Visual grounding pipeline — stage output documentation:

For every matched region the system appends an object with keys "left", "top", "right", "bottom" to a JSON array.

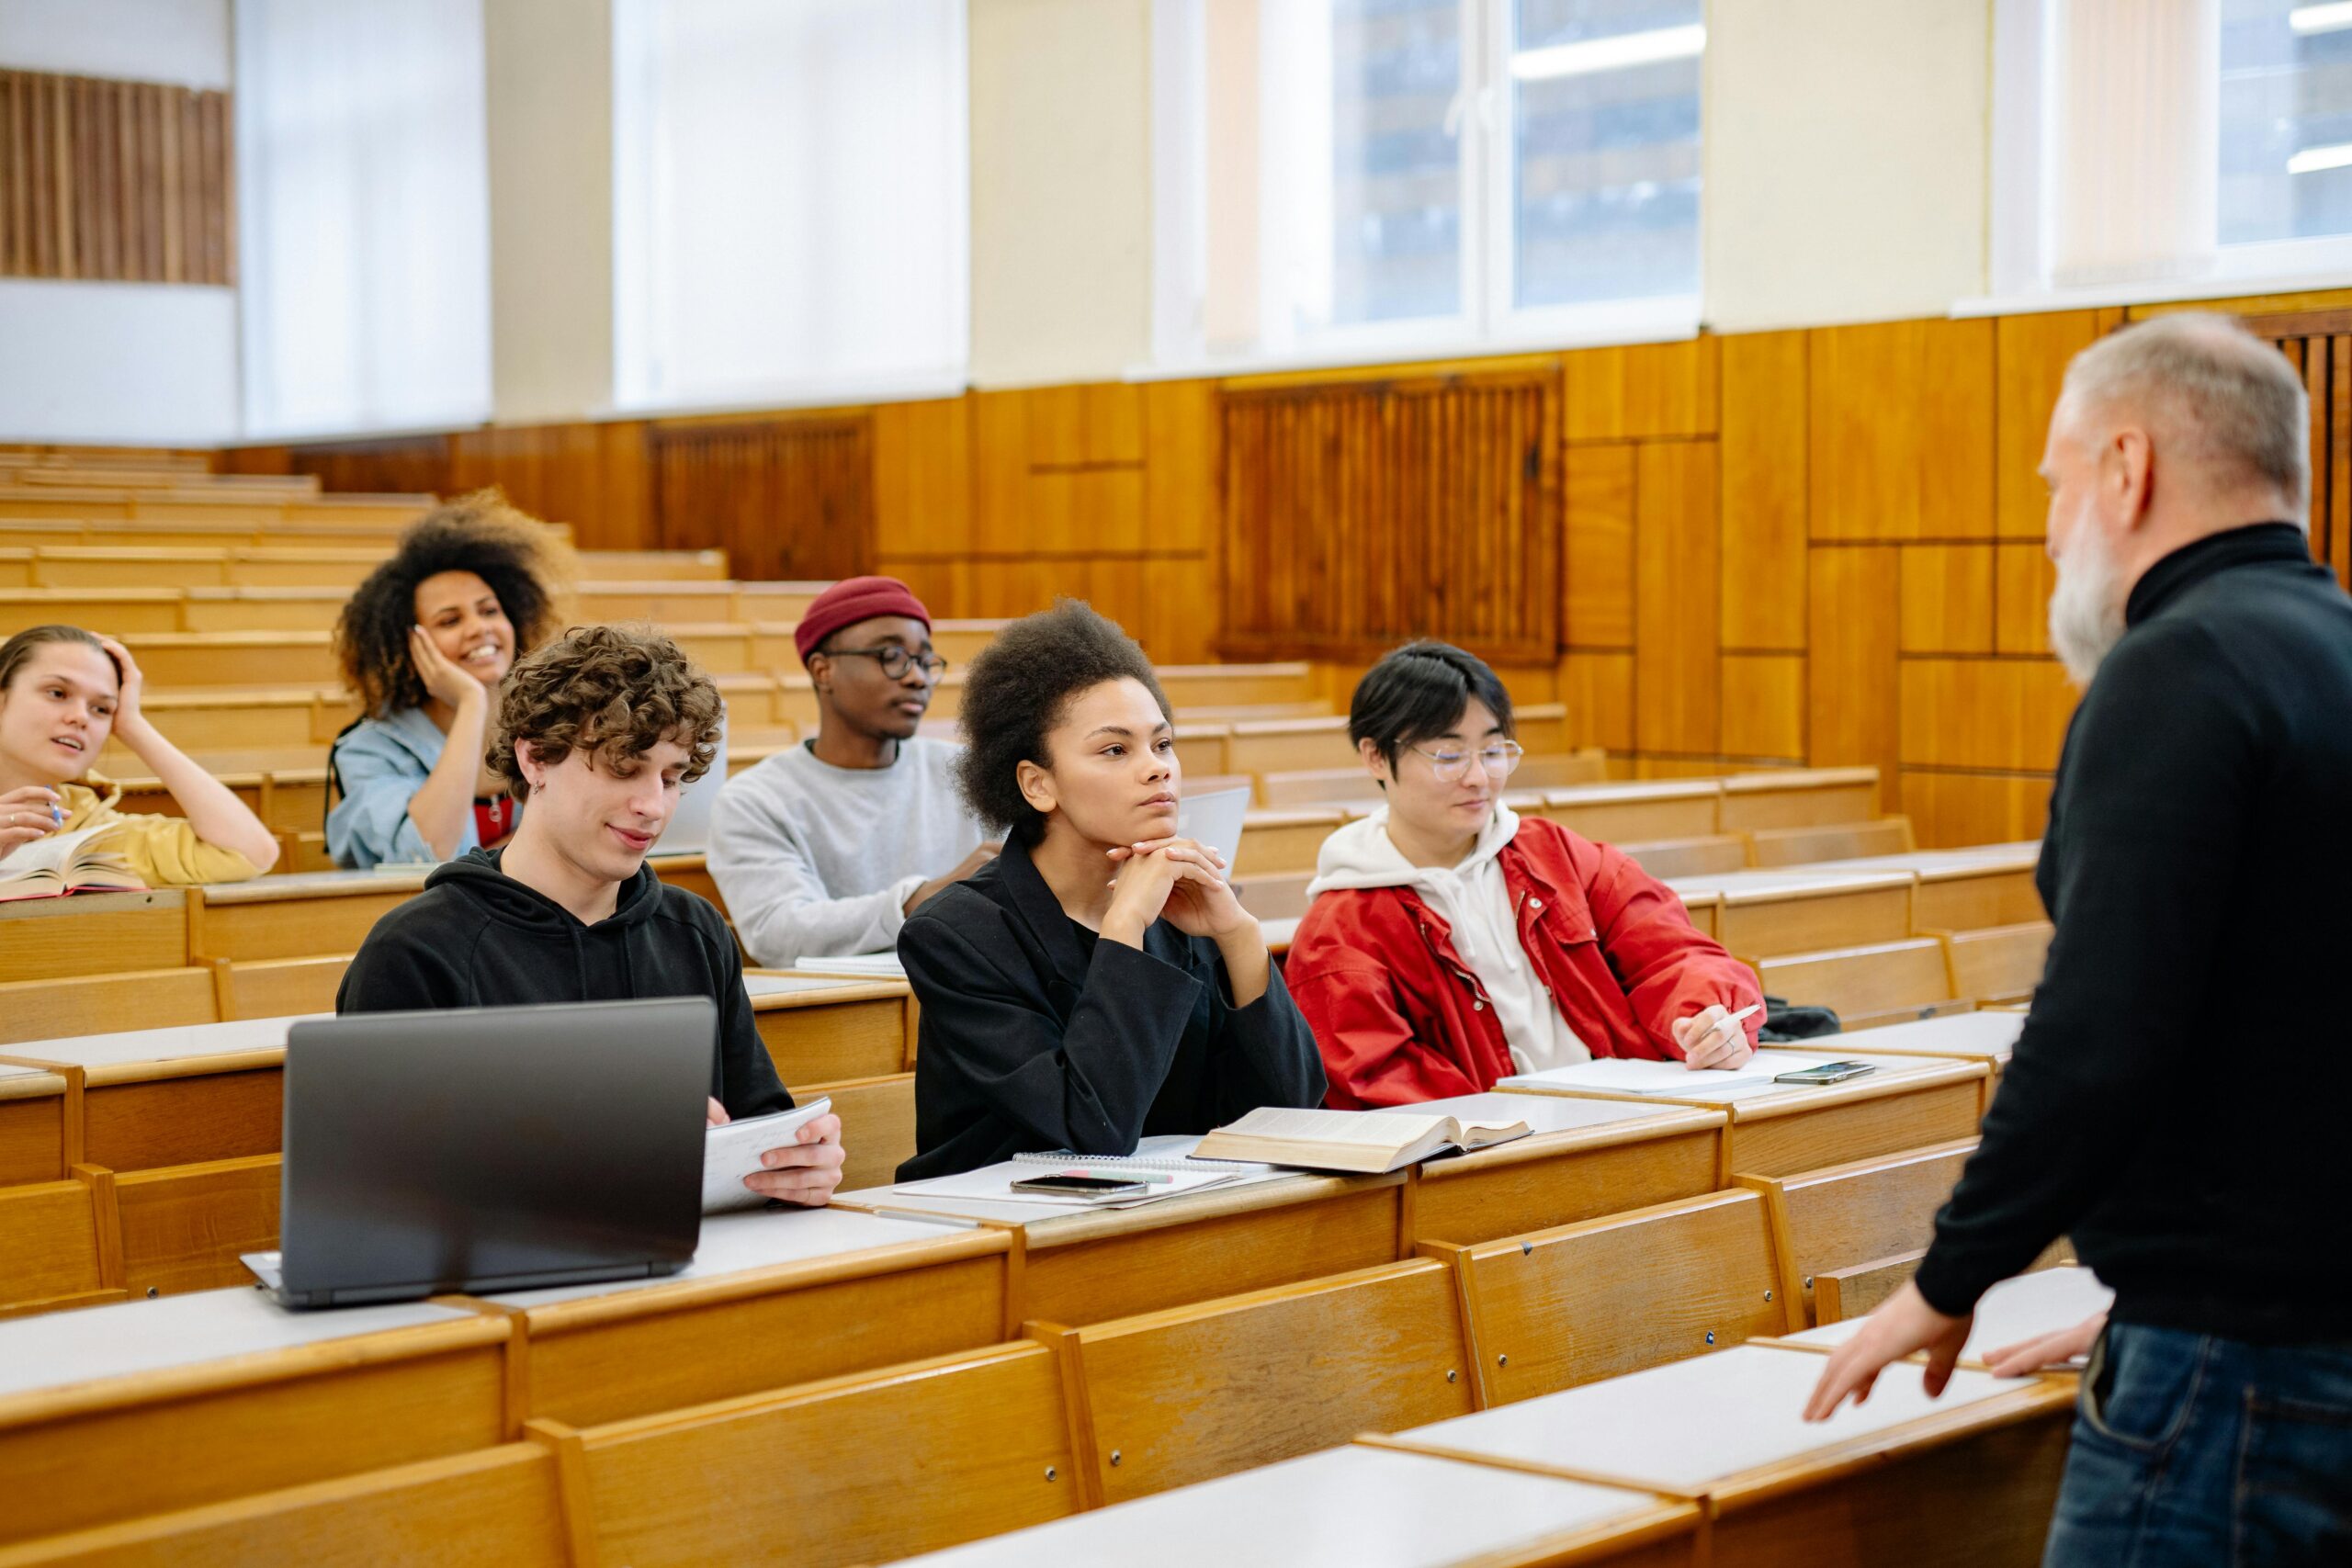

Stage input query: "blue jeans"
[{"left": 2041, "top": 1321, "right": 2352, "bottom": 1567}]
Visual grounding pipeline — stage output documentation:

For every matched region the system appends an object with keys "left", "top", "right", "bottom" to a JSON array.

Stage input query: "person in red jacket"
[{"left": 1284, "top": 642, "right": 1765, "bottom": 1109}]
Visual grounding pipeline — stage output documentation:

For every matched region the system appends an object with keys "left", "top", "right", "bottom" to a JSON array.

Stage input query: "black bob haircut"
[
  {"left": 955, "top": 600, "right": 1173, "bottom": 844},
  {"left": 1348, "top": 641, "right": 1515, "bottom": 781}
]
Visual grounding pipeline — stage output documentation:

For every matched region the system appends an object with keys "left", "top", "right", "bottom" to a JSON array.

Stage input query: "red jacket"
[{"left": 1283, "top": 817, "right": 1764, "bottom": 1109}]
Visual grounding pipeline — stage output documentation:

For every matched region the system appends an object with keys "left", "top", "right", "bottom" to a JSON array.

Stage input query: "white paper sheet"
[
  {"left": 702, "top": 1097, "right": 832, "bottom": 1213},
  {"left": 1500, "top": 1050, "right": 1844, "bottom": 1096}
]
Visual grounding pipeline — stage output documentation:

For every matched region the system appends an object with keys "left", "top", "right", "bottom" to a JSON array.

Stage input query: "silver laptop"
[
  {"left": 243, "top": 998, "right": 712, "bottom": 1309},
  {"left": 657, "top": 706, "right": 729, "bottom": 855}
]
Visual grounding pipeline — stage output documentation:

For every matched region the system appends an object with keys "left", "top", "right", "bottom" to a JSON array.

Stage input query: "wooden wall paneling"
[
  {"left": 873, "top": 396, "right": 975, "bottom": 558},
  {"left": 1718, "top": 330, "right": 1809, "bottom": 651},
  {"left": 1993, "top": 311, "right": 2098, "bottom": 538},
  {"left": 1995, "top": 543, "right": 2055, "bottom": 654},
  {"left": 449, "top": 422, "right": 650, "bottom": 553},
  {"left": 1633, "top": 441, "right": 1720, "bottom": 754},
  {"left": 1563, "top": 444, "right": 1634, "bottom": 648},
  {"left": 1143, "top": 379, "right": 1217, "bottom": 555},
  {"left": 1897, "top": 658, "right": 2078, "bottom": 772},
  {"left": 1135, "top": 556, "right": 1218, "bottom": 665},
  {"left": 1028, "top": 468, "right": 1147, "bottom": 555},
  {"left": 1896, "top": 545, "right": 1995, "bottom": 654},
  {"left": 1806, "top": 547, "right": 1901, "bottom": 785},
  {"left": 1808, "top": 318, "right": 1996, "bottom": 540},
  {"left": 274, "top": 436, "right": 453, "bottom": 500},
  {"left": 648, "top": 415, "right": 874, "bottom": 582},
  {"left": 1718, "top": 653, "right": 1804, "bottom": 761},
  {"left": 1217, "top": 372, "right": 1558, "bottom": 662},
  {"left": 1557, "top": 651, "right": 1634, "bottom": 752},
  {"left": 0, "top": 68, "right": 232, "bottom": 284},
  {"left": 1563, "top": 337, "right": 1719, "bottom": 440},
  {"left": 1899, "top": 771, "right": 2053, "bottom": 850},
  {"left": 970, "top": 390, "right": 1032, "bottom": 552}
]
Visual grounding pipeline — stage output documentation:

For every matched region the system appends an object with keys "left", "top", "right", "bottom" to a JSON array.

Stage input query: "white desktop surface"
[
  {"left": 201, "top": 867, "right": 426, "bottom": 901},
  {"left": 742, "top": 973, "right": 869, "bottom": 1000},
  {"left": 1400, "top": 1344, "right": 2033, "bottom": 1493},
  {"left": 1410, "top": 1091, "right": 1689, "bottom": 1138},
  {"left": 1843, "top": 1010, "right": 2025, "bottom": 1060},
  {"left": 5, "top": 1012, "right": 318, "bottom": 1069},
  {"left": 484, "top": 1205, "right": 971, "bottom": 1310},
  {"left": 1528, "top": 1052, "right": 1949, "bottom": 1107},
  {"left": 1785, "top": 1267, "right": 2112, "bottom": 1363},
  {"left": 0, "top": 1288, "right": 476, "bottom": 1403},
  {"left": 891, "top": 1444, "right": 1674, "bottom": 1568}
]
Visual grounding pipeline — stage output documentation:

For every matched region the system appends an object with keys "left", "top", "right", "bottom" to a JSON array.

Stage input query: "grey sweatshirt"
[{"left": 707, "top": 737, "right": 988, "bottom": 968}]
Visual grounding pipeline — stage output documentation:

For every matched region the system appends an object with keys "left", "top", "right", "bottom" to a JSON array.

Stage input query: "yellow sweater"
[{"left": 58, "top": 773, "right": 262, "bottom": 887}]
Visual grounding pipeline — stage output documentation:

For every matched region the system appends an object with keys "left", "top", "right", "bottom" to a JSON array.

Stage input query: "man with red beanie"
[{"left": 707, "top": 576, "right": 992, "bottom": 967}]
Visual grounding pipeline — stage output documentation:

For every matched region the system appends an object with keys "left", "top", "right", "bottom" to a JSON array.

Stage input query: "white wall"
[
  {"left": 0, "top": 0, "right": 237, "bottom": 444},
  {"left": 0, "top": 282, "right": 238, "bottom": 444},
  {"left": 484, "top": 0, "right": 614, "bottom": 424},
  {"left": 1702, "top": 0, "right": 1993, "bottom": 332},
  {"left": 0, "top": 0, "right": 229, "bottom": 86},
  {"left": 967, "top": 0, "right": 1152, "bottom": 387}
]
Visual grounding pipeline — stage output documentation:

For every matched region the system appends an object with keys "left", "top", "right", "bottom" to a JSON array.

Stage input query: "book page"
[
  {"left": 0, "top": 822, "right": 119, "bottom": 876},
  {"left": 1209, "top": 1105, "right": 1445, "bottom": 1149}
]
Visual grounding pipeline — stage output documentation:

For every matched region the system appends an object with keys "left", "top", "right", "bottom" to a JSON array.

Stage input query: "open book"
[
  {"left": 1193, "top": 1105, "right": 1531, "bottom": 1175},
  {"left": 0, "top": 822, "right": 145, "bottom": 903}
]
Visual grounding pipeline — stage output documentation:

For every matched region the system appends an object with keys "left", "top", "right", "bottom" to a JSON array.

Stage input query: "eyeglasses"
[
  {"left": 1407, "top": 740, "right": 1525, "bottom": 782},
  {"left": 827, "top": 646, "right": 947, "bottom": 681}
]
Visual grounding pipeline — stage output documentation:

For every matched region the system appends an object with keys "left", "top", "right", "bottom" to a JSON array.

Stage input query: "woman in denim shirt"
[{"left": 326, "top": 495, "right": 566, "bottom": 869}]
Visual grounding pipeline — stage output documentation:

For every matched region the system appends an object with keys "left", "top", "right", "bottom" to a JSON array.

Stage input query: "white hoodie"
[{"left": 1305, "top": 803, "right": 1591, "bottom": 1075}]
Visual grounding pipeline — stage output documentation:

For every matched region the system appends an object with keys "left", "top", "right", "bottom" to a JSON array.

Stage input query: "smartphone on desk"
[
  {"left": 1010, "top": 1173, "right": 1149, "bottom": 1197},
  {"left": 1771, "top": 1060, "right": 1876, "bottom": 1087}
]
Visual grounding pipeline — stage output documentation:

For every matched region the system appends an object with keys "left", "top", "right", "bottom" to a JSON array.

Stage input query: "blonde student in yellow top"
[{"left": 0, "top": 625, "right": 279, "bottom": 884}]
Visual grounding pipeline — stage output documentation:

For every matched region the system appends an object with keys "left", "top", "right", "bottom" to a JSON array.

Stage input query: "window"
[
  {"left": 611, "top": 0, "right": 968, "bottom": 412},
  {"left": 1991, "top": 0, "right": 2352, "bottom": 299},
  {"left": 235, "top": 0, "right": 492, "bottom": 438},
  {"left": 1153, "top": 0, "right": 1702, "bottom": 369}
]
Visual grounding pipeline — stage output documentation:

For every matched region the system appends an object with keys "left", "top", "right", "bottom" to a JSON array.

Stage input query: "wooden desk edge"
[
  {"left": 78, "top": 1047, "right": 288, "bottom": 1088},
  {"left": 0, "top": 1310, "right": 514, "bottom": 1431}
]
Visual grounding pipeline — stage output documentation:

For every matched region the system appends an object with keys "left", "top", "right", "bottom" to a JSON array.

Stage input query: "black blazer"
[{"left": 894, "top": 836, "right": 1326, "bottom": 1179}]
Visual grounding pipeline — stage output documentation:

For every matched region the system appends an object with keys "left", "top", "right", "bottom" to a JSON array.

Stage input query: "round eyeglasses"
[
  {"left": 1406, "top": 740, "right": 1525, "bottom": 782},
  {"left": 828, "top": 646, "right": 947, "bottom": 681}
]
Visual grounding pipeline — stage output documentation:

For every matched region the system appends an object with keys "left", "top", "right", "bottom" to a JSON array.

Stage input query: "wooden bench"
[
  {"left": 0, "top": 1172, "right": 119, "bottom": 1319},
  {"left": 1617, "top": 834, "right": 1751, "bottom": 877},
  {"left": 0, "top": 968, "right": 220, "bottom": 1045},
  {"left": 1420, "top": 1190, "right": 1794, "bottom": 1403},
  {"left": 1534, "top": 780, "right": 1721, "bottom": 843},
  {"left": 1787, "top": 842, "right": 2043, "bottom": 931},
  {"left": 1715, "top": 768, "right": 1881, "bottom": 831},
  {"left": 1748, "top": 938, "right": 1967, "bottom": 1031},
  {"left": 1049, "top": 1258, "right": 1479, "bottom": 1505},
  {"left": 1735, "top": 1139, "right": 1977, "bottom": 1326},
  {"left": 1745, "top": 817, "right": 1917, "bottom": 868},
  {"left": 0, "top": 1063, "right": 73, "bottom": 1186},
  {"left": 1665, "top": 870, "right": 1916, "bottom": 959},
  {"left": 1931, "top": 921, "right": 2052, "bottom": 1008},
  {"left": 0, "top": 890, "right": 187, "bottom": 985},
  {"left": 1233, "top": 808, "right": 1347, "bottom": 876}
]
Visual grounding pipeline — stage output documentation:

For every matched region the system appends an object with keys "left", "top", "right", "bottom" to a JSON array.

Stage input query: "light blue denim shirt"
[{"left": 325, "top": 706, "right": 481, "bottom": 870}]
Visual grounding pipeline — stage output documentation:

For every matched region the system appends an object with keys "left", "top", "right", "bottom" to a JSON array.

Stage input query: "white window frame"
[
  {"left": 1973, "top": 0, "right": 2352, "bottom": 316},
  {"left": 1144, "top": 0, "right": 1702, "bottom": 380}
]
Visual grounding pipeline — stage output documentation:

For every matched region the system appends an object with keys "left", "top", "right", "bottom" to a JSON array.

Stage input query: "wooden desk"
[
  {"left": 192, "top": 870, "right": 424, "bottom": 962},
  {"left": 1660, "top": 871, "right": 1914, "bottom": 958},
  {"left": 465, "top": 1206, "right": 1010, "bottom": 1428},
  {"left": 1787, "top": 843, "right": 2043, "bottom": 931},
  {"left": 1773, "top": 1266, "right": 2112, "bottom": 1369},
  {"left": 0, "top": 889, "right": 187, "bottom": 984},
  {"left": 0, "top": 1061, "right": 71, "bottom": 1185},
  {"left": 890, "top": 1442, "right": 1702, "bottom": 1568},
  {"left": 1377, "top": 1344, "right": 2073, "bottom": 1568},
  {"left": 842, "top": 1167, "right": 1413, "bottom": 1327},
  {"left": 1234, "top": 809, "right": 1346, "bottom": 876},
  {"left": 1406, "top": 1092, "right": 1729, "bottom": 1247},
  {"left": 1716, "top": 768, "right": 1881, "bottom": 832},
  {"left": 0, "top": 1290, "right": 513, "bottom": 1544},
  {"left": 1535, "top": 780, "right": 1723, "bottom": 843},
  {"left": 744, "top": 973, "right": 915, "bottom": 1082},
  {"left": 1833, "top": 1010, "right": 2022, "bottom": 1077},
  {"left": 1503, "top": 1055, "right": 1990, "bottom": 1178},
  {"left": 6, "top": 1015, "right": 305, "bottom": 1172}
]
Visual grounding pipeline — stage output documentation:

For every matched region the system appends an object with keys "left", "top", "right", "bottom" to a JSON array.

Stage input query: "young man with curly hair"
[
  {"left": 337, "top": 625, "right": 845, "bottom": 1208},
  {"left": 325, "top": 492, "right": 570, "bottom": 869},
  {"left": 893, "top": 600, "right": 1324, "bottom": 1180}
]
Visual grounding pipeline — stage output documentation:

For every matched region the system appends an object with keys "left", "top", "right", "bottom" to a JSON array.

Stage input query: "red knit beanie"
[{"left": 794, "top": 576, "right": 933, "bottom": 663}]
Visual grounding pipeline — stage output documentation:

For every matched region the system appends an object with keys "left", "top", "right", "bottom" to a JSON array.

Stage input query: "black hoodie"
[{"left": 336, "top": 848, "right": 793, "bottom": 1119}]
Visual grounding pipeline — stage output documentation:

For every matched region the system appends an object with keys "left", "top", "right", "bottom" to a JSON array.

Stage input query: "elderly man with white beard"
[{"left": 1803, "top": 313, "right": 2352, "bottom": 1566}]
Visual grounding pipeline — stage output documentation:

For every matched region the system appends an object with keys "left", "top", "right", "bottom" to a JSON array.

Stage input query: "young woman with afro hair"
[
  {"left": 892, "top": 600, "right": 1324, "bottom": 1180},
  {"left": 324, "top": 493, "right": 569, "bottom": 869}
]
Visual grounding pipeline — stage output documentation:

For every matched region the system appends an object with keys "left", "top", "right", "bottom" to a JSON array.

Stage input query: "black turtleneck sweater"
[
  {"left": 1914, "top": 524, "right": 2352, "bottom": 1343},
  {"left": 336, "top": 848, "right": 792, "bottom": 1119}
]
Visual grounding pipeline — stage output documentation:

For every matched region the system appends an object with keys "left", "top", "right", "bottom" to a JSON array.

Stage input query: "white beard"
[{"left": 2048, "top": 521, "right": 2129, "bottom": 687}]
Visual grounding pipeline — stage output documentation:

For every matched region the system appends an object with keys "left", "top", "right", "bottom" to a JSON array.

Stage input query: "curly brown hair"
[
  {"left": 488, "top": 624, "right": 723, "bottom": 802},
  {"left": 334, "top": 491, "right": 570, "bottom": 718},
  {"left": 955, "top": 600, "right": 1171, "bottom": 843}
]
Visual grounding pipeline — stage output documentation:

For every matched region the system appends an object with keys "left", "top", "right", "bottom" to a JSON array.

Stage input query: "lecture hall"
[{"left": 0, "top": 1, "right": 2346, "bottom": 1563}]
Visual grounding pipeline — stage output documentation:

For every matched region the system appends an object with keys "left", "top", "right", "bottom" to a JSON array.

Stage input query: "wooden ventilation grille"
[
  {"left": 649, "top": 418, "right": 875, "bottom": 584},
  {"left": 1219, "top": 373, "right": 1561, "bottom": 662},
  {"left": 0, "top": 69, "right": 233, "bottom": 285},
  {"left": 2245, "top": 310, "right": 2352, "bottom": 592}
]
